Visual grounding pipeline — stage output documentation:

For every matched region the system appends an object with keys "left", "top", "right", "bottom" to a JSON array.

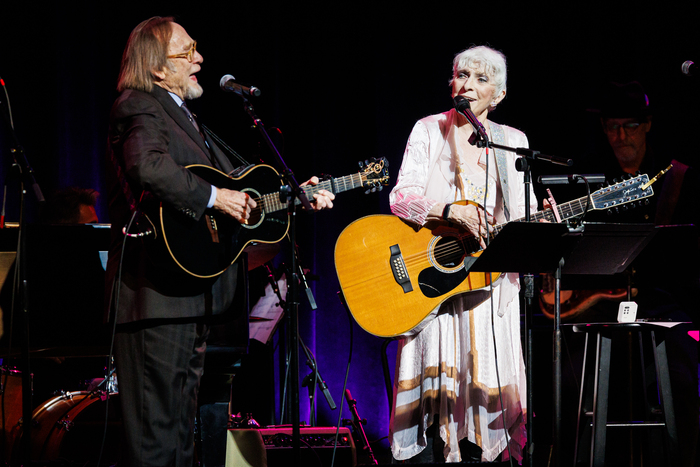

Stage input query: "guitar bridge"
[{"left": 390, "top": 244, "right": 413, "bottom": 293}]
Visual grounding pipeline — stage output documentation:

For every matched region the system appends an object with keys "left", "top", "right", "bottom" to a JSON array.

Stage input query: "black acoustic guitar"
[{"left": 139, "top": 159, "right": 389, "bottom": 278}]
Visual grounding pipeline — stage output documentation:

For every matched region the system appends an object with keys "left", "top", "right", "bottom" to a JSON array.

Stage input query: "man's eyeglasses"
[
  {"left": 602, "top": 121, "right": 643, "bottom": 133},
  {"left": 167, "top": 41, "right": 197, "bottom": 63}
]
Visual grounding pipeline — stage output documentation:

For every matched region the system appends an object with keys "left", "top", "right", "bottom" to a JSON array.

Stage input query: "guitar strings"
[
  {"left": 414, "top": 182, "right": 632, "bottom": 267},
  {"left": 417, "top": 181, "right": 639, "bottom": 267},
  {"left": 396, "top": 194, "right": 584, "bottom": 270},
  {"left": 343, "top": 180, "right": 641, "bottom": 288},
  {"left": 228, "top": 166, "right": 388, "bottom": 221}
]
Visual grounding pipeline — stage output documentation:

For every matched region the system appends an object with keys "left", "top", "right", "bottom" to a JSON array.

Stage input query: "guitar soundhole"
[
  {"left": 241, "top": 188, "right": 263, "bottom": 229},
  {"left": 429, "top": 235, "right": 467, "bottom": 272}
]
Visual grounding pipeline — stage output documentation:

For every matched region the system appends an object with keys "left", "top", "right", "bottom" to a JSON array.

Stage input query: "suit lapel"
[
  {"left": 151, "top": 86, "right": 211, "bottom": 158},
  {"left": 150, "top": 86, "right": 236, "bottom": 172}
]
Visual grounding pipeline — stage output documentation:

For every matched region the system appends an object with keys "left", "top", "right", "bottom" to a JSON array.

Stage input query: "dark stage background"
[{"left": 2, "top": 2, "right": 699, "bottom": 464}]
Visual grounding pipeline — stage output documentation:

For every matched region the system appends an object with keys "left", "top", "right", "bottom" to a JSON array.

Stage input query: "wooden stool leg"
[{"left": 592, "top": 332, "right": 611, "bottom": 467}]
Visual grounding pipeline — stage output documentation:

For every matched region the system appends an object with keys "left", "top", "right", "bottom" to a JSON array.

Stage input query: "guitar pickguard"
[{"left": 417, "top": 255, "right": 478, "bottom": 298}]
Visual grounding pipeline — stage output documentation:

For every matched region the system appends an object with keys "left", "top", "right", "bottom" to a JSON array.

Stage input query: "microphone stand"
[
  {"left": 469, "top": 128, "right": 571, "bottom": 467},
  {"left": 344, "top": 389, "right": 378, "bottom": 465},
  {"left": 294, "top": 244, "right": 336, "bottom": 425},
  {"left": 1, "top": 82, "right": 45, "bottom": 467},
  {"left": 510, "top": 150, "right": 570, "bottom": 467},
  {"left": 300, "top": 336, "right": 336, "bottom": 426},
  {"left": 237, "top": 94, "right": 311, "bottom": 464}
]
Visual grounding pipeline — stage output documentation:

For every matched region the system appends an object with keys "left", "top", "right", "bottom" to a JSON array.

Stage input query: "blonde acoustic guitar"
[{"left": 335, "top": 174, "right": 657, "bottom": 337}]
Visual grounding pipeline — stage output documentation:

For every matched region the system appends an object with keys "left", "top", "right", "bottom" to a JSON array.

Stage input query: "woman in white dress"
[{"left": 388, "top": 45, "right": 538, "bottom": 463}]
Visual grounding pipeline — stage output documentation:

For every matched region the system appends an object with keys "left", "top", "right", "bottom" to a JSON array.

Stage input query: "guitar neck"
[
  {"left": 490, "top": 194, "right": 590, "bottom": 237},
  {"left": 302, "top": 173, "right": 367, "bottom": 198},
  {"left": 260, "top": 173, "right": 366, "bottom": 214}
]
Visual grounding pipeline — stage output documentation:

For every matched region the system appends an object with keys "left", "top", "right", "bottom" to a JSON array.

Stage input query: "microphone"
[
  {"left": 538, "top": 174, "right": 606, "bottom": 185},
  {"left": 219, "top": 74, "right": 261, "bottom": 97},
  {"left": 453, "top": 96, "right": 489, "bottom": 146},
  {"left": 682, "top": 60, "right": 698, "bottom": 76}
]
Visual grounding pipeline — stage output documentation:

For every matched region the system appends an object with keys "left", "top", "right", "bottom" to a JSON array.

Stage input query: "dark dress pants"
[{"left": 115, "top": 319, "right": 210, "bottom": 467}]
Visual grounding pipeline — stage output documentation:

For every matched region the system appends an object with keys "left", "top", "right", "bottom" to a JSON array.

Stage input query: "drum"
[
  {"left": 11, "top": 391, "right": 121, "bottom": 465},
  {"left": 1, "top": 367, "right": 23, "bottom": 463}
]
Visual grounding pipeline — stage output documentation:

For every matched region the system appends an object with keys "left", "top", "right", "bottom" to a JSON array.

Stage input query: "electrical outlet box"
[{"left": 617, "top": 301, "right": 638, "bottom": 323}]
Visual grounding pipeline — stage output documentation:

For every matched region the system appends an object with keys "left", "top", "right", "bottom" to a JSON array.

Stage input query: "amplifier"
[
  {"left": 226, "top": 426, "right": 356, "bottom": 467},
  {"left": 261, "top": 426, "right": 356, "bottom": 467}
]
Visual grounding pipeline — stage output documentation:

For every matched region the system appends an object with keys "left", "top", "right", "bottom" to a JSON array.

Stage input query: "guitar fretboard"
[
  {"left": 490, "top": 195, "right": 590, "bottom": 237},
  {"left": 467, "top": 174, "right": 652, "bottom": 253},
  {"left": 259, "top": 173, "right": 368, "bottom": 214}
]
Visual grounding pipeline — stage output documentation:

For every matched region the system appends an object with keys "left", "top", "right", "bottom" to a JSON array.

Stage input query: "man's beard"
[{"left": 185, "top": 82, "right": 203, "bottom": 100}]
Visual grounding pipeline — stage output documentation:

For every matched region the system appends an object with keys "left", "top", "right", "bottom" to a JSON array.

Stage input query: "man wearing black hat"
[
  {"left": 598, "top": 82, "right": 653, "bottom": 173},
  {"left": 591, "top": 81, "right": 694, "bottom": 222}
]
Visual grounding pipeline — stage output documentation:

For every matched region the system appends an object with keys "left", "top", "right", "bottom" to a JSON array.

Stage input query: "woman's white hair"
[{"left": 451, "top": 45, "right": 507, "bottom": 110}]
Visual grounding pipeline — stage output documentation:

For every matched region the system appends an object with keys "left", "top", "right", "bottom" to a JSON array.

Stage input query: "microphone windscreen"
[
  {"left": 219, "top": 74, "right": 235, "bottom": 89},
  {"left": 453, "top": 95, "right": 471, "bottom": 112},
  {"left": 682, "top": 61, "right": 695, "bottom": 76}
]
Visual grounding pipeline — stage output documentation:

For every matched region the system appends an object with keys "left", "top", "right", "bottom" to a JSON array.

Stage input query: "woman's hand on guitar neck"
[{"left": 213, "top": 188, "right": 257, "bottom": 223}]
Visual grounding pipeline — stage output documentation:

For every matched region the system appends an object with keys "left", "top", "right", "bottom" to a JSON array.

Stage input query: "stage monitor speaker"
[{"left": 226, "top": 427, "right": 356, "bottom": 467}]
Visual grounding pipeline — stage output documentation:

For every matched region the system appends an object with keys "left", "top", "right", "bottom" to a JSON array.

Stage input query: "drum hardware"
[
  {"left": 8, "top": 390, "right": 122, "bottom": 464},
  {"left": 56, "top": 419, "right": 74, "bottom": 431}
]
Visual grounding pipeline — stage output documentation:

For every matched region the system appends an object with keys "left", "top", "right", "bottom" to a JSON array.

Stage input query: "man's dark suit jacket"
[{"left": 105, "top": 85, "right": 240, "bottom": 324}]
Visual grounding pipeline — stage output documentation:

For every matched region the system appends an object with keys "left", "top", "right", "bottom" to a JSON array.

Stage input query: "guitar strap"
[
  {"left": 488, "top": 121, "right": 512, "bottom": 221},
  {"left": 202, "top": 124, "right": 252, "bottom": 170}
]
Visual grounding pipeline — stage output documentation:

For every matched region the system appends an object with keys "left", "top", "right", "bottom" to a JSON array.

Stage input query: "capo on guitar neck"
[{"left": 546, "top": 189, "right": 562, "bottom": 223}]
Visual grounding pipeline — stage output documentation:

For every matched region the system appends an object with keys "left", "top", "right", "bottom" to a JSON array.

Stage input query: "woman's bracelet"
[{"left": 442, "top": 203, "right": 452, "bottom": 221}]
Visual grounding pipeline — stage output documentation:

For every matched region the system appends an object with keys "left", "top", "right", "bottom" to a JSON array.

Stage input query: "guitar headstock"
[
  {"left": 590, "top": 174, "right": 654, "bottom": 211},
  {"left": 359, "top": 157, "right": 390, "bottom": 192}
]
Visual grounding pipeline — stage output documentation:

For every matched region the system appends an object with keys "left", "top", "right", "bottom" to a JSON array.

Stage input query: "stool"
[{"left": 571, "top": 322, "right": 678, "bottom": 467}]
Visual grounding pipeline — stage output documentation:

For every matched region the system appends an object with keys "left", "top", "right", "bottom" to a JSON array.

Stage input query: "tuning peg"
[
  {"left": 606, "top": 209, "right": 613, "bottom": 216},
  {"left": 612, "top": 178, "right": 619, "bottom": 184},
  {"left": 378, "top": 185, "right": 383, "bottom": 191},
  {"left": 621, "top": 204, "right": 629, "bottom": 211},
  {"left": 358, "top": 161, "right": 365, "bottom": 169},
  {"left": 643, "top": 198, "right": 650, "bottom": 206}
]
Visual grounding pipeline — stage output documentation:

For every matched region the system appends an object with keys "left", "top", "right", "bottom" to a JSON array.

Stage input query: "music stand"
[
  {"left": 470, "top": 221, "right": 655, "bottom": 466},
  {"left": 470, "top": 222, "right": 577, "bottom": 274},
  {"left": 557, "top": 223, "right": 656, "bottom": 275}
]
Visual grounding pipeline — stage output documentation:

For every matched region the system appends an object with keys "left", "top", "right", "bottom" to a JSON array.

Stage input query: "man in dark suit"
[{"left": 106, "top": 17, "right": 333, "bottom": 466}]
